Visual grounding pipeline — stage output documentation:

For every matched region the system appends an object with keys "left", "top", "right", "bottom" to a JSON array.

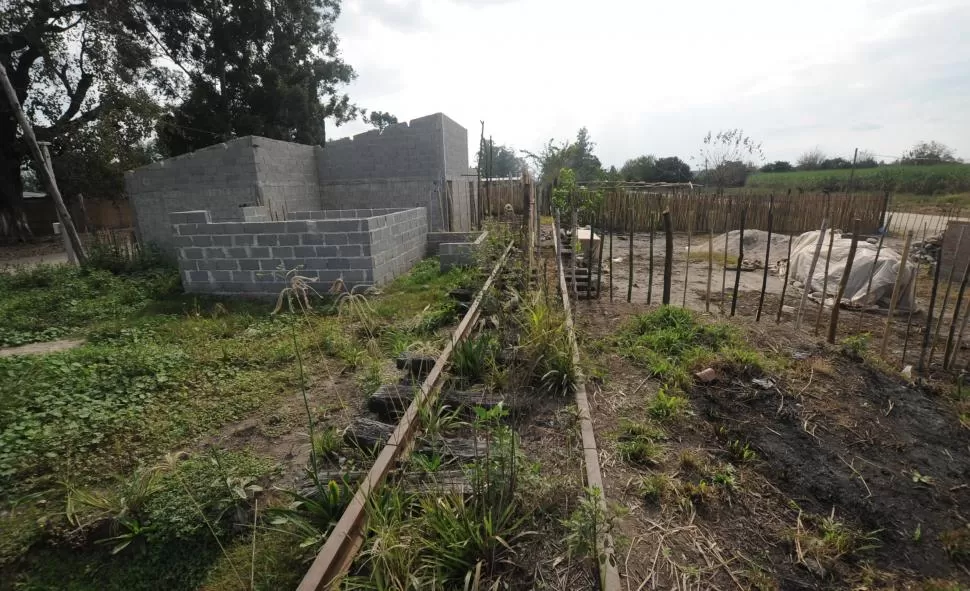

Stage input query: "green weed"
[{"left": 650, "top": 386, "right": 688, "bottom": 420}]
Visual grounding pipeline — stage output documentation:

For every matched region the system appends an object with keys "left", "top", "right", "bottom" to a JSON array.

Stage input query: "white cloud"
[{"left": 330, "top": 0, "right": 970, "bottom": 168}]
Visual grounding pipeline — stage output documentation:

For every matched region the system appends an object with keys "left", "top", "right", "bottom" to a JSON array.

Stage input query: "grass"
[
  {"left": 746, "top": 163, "right": 970, "bottom": 196},
  {"left": 0, "top": 256, "right": 480, "bottom": 589},
  {"left": 616, "top": 420, "right": 667, "bottom": 466}
]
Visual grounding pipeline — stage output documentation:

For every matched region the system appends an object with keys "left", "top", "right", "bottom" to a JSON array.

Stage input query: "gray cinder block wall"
[
  {"left": 317, "top": 113, "right": 472, "bottom": 232},
  {"left": 127, "top": 137, "right": 324, "bottom": 252},
  {"left": 127, "top": 112, "right": 472, "bottom": 252},
  {"left": 171, "top": 207, "right": 427, "bottom": 296}
]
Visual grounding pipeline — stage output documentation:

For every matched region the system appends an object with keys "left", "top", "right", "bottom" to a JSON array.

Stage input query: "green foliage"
[
  {"left": 616, "top": 420, "right": 667, "bottom": 466},
  {"left": 156, "top": 0, "right": 358, "bottom": 155},
  {"left": 649, "top": 387, "right": 688, "bottom": 419},
  {"left": 617, "top": 306, "right": 740, "bottom": 388},
  {"left": 364, "top": 110, "right": 398, "bottom": 131},
  {"left": 726, "top": 440, "right": 758, "bottom": 464},
  {"left": 268, "top": 477, "right": 355, "bottom": 549},
  {"left": 450, "top": 333, "right": 499, "bottom": 383},
  {"left": 840, "top": 333, "right": 871, "bottom": 360},
  {"left": 620, "top": 155, "right": 691, "bottom": 182},
  {"left": 562, "top": 487, "right": 616, "bottom": 570},
  {"left": 515, "top": 291, "right": 577, "bottom": 396},
  {"left": 0, "top": 265, "right": 178, "bottom": 346},
  {"left": 523, "top": 127, "right": 603, "bottom": 186},
  {"left": 551, "top": 167, "right": 604, "bottom": 216},
  {"left": 476, "top": 142, "right": 527, "bottom": 178},
  {"left": 747, "top": 163, "right": 970, "bottom": 195}
]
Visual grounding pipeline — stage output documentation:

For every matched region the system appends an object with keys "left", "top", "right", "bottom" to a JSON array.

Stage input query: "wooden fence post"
[
  {"left": 795, "top": 219, "right": 829, "bottom": 330},
  {"left": 827, "top": 219, "right": 860, "bottom": 344},
  {"left": 627, "top": 198, "right": 634, "bottom": 303},
  {"left": 730, "top": 207, "right": 746, "bottom": 317},
  {"left": 662, "top": 209, "right": 673, "bottom": 305},
  {"left": 944, "top": 255, "right": 970, "bottom": 369},
  {"left": 880, "top": 231, "right": 913, "bottom": 358},
  {"left": 706, "top": 212, "right": 714, "bottom": 313},
  {"left": 756, "top": 196, "right": 774, "bottom": 322}
]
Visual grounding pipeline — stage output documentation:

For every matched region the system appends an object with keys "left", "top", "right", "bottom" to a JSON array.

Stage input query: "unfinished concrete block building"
[
  {"left": 126, "top": 113, "right": 476, "bottom": 253},
  {"left": 124, "top": 113, "right": 480, "bottom": 295}
]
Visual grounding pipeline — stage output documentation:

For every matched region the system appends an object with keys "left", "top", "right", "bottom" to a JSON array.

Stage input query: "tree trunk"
[{"left": 0, "top": 112, "right": 29, "bottom": 241}]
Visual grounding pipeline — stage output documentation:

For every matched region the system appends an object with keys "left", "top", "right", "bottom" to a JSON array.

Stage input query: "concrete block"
[
  {"left": 249, "top": 246, "right": 270, "bottom": 258},
  {"left": 239, "top": 259, "right": 260, "bottom": 271},
  {"left": 183, "top": 247, "right": 204, "bottom": 260},
  {"left": 256, "top": 234, "right": 279, "bottom": 246},
  {"left": 259, "top": 259, "right": 283, "bottom": 271},
  {"left": 315, "top": 245, "right": 339, "bottom": 257},
  {"left": 301, "top": 233, "right": 325, "bottom": 245},
  {"left": 214, "top": 259, "right": 239, "bottom": 271},
  {"left": 202, "top": 247, "right": 225, "bottom": 259},
  {"left": 326, "top": 258, "right": 351, "bottom": 269},
  {"left": 187, "top": 270, "right": 209, "bottom": 283},
  {"left": 231, "top": 271, "right": 253, "bottom": 283},
  {"left": 191, "top": 235, "right": 213, "bottom": 247},
  {"left": 328, "top": 233, "right": 349, "bottom": 245},
  {"left": 233, "top": 234, "right": 256, "bottom": 246},
  {"left": 277, "top": 234, "right": 299, "bottom": 246},
  {"left": 211, "top": 270, "right": 232, "bottom": 282},
  {"left": 274, "top": 246, "right": 294, "bottom": 259},
  {"left": 212, "top": 235, "right": 233, "bottom": 246},
  {"left": 294, "top": 246, "right": 317, "bottom": 258},
  {"left": 171, "top": 210, "right": 211, "bottom": 224}
]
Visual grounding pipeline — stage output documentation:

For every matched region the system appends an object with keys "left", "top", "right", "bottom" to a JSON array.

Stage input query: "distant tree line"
[{"left": 761, "top": 141, "right": 962, "bottom": 174}]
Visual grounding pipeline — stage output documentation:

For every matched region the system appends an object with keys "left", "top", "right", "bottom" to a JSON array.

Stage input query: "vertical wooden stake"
[
  {"left": 586, "top": 203, "right": 597, "bottom": 300},
  {"left": 777, "top": 231, "right": 795, "bottom": 323},
  {"left": 814, "top": 228, "right": 837, "bottom": 336},
  {"left": 856, "top": 214, "right": 893, "bottom": 331},
  {"left": 683, "top": 198, "right": 693, "bottom": 307},
  {"left": 627, "top": 198, "right": 634, "bottom": 303},
  {"left": 880, "top": 231, "right": 913, "bottom": 358},
  {"left": 756, "top": 196, "right": 774, "bottom": 322},
  {"left": 827, "top": 219, "right": 860, "bottom": 343},
  {"left": 796, "top": 219, "right": 829, "bottom": 330},
  {"left": 596, "top": 200, "right": 605, "bottom": 299},
  {"left": 720, "top": 198, "right": 731, "bottom": 314},
  {"left": 730, "top": 207, "right": 746, "bottom": 317},
  {"left": 929, "top": 226, "right": 966, "bottom": 365},
  {"left": 706, "top": 212, "right": 714, "bottom": 313},
  {"left": 901, "top": 223, "right": 929, "bottom": 365},
  {"left": 943, "top": 255, "right": 970, "bottom": 369},
  {"left": 919, "top": 243, "right": 945, "bottom": 371},
  {"left": 662, "top": 209, "right": 673, "bottom": 305},
  {"left": 647, "top": 208, "right": 655, "bottom": 305},
  {"left": 950, "top": 296, "right": 970, "bottom": 370},
  {"left": 609, "top": 203, "right": 614, "bottom": 302}
]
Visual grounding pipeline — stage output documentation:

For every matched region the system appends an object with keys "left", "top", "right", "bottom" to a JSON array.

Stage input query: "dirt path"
[{"left": 0, "top": 338, "right": 84, "bottom": 357}]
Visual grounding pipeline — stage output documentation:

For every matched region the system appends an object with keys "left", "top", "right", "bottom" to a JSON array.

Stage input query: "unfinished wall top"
[{"left": 318, "top": 113, "right": 468, "bottom": 180}]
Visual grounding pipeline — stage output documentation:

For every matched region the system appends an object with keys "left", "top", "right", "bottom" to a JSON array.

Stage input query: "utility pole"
[{"left": 0, "top": 62, "right": 87, "bottom": 264}]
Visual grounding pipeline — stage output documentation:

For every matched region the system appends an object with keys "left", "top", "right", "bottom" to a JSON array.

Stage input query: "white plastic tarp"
[{"left": 789, "top": 230, "right": 915, "bottom": 310}]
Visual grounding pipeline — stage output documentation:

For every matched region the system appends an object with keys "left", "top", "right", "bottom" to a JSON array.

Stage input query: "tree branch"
[
  {"left": 49, "top": 3, "right": 90, "bottom": 21},
  {"left": 54, "top": 73, "right": 94, "bottom": 125}
]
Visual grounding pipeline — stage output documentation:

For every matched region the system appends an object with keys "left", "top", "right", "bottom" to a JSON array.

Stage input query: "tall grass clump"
[{"left": 515, "top": 291, "right": 577, "bottom": 396}]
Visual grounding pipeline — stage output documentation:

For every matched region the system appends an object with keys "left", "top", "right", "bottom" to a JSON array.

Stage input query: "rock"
[
  {"left": 752, "top": 377, "right": 776, "bottom": 389},
  {"left": 781, "top": 305, "right": 795, "bottom": 315},
  {"left": 695, "top": 368, "right": 717, "bottom": 382}
]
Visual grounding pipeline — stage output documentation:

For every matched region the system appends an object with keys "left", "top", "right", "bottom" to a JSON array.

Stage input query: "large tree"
[
  {"left": 0, "top": 1, "right": 188, "bottom": 237},
  {"left": 1, "top": 0, "right": 357, "bottom": 238},
  {"left": 901, "top": 140, "right": 959, "bottom": 165},
  {"left": 698, "top": 129, "right": 763, "bottom": 191},
  {"left": 477, "top": 142, "right": 526, "bottom": 178},
  {"left": 524, "top": 127, "right": 603, "bottom": 186},
  {"left": 156, "top": 0, "right": 357, "bottom": 155}
]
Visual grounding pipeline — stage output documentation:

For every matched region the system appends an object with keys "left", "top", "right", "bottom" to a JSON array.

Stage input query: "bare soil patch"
[
  {"left": 0, "top": 338, "right": 84, "bottom": 357},
  {"left": 578, "top": 299, "right": 970, "bottom": 590}
]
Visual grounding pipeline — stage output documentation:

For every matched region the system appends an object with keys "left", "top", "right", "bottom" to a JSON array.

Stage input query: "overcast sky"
[{"left": 328, "top": 0, "right": 970, "bottom": 170}]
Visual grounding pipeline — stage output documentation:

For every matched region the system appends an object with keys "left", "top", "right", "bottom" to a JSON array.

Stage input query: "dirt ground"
[
  {"left": 0, "top": 239, "right": 68, "bottom": 268},
  {"left": 577, "top": 299, "right": 970, "bottom": 590},
  {"left": 0, "top": 338, "right": 84, "bottom": 358}
]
